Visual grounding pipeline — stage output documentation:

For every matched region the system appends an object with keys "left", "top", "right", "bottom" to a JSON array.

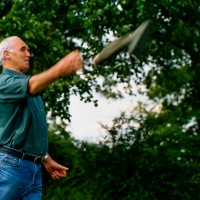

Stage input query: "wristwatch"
[{"left": 42, "top": 153, "right": 50, "bottom": 162}]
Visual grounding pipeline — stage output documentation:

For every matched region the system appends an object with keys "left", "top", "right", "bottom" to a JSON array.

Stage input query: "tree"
[{"left": 1, "top": 0, "right": 200, "bottom": 199}]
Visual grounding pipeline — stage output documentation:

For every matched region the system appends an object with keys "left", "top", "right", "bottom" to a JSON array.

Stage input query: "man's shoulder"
[{"left": 0, "top": 72, "right": 29, "bottom": 89}]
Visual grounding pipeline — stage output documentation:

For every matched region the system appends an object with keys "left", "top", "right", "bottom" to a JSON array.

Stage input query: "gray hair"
[{"left": 0, "top": 36, "right": 20, "bottom": 66}]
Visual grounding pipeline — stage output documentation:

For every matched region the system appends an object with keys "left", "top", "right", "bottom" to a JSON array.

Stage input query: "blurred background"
[{"left": 0, "top": 0, "right": 200, "bottom": 199}]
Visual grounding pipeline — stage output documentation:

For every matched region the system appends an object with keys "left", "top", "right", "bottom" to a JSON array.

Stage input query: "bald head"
[
  {"left": 0, "top": 36, "right": 21, "bottom": 66},
  {"left": 0, "top": 36, "right": 31, "bottom": 73}
]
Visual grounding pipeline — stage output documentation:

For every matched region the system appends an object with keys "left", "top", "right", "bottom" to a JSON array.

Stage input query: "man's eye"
[{"left": 20, "top": 47, "right": 29, "bottom": 52}]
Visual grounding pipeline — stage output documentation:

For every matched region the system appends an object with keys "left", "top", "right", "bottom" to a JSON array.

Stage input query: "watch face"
[
  {"left": 42, "top": 153, "right": 49, "bottom": 162},
  {"left": 44, "top": 153, "right": 49, "bottom": 159}
]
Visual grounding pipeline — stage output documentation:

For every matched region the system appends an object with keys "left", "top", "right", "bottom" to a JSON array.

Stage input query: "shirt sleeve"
[{"left": 0, "top": 75, "right": 31, "bottom": 101}]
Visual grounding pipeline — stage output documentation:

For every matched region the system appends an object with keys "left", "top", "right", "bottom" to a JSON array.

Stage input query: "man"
[{"left": 0, "top": 36, "right": 83, "bottom": 199}]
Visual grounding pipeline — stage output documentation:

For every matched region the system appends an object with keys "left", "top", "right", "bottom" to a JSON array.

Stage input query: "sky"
[
  {"left": 67, "top": 27, "right": 145, "bottom": 142},
  {"left": 68, "top": 94, "right": 132, "bottom": 142},
  {"left": 68, "top": 85, "right": 146, "bottom": 143}
]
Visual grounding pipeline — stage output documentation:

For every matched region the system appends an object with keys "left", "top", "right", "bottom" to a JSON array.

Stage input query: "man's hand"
[
  {"left": 43, "top": 156, "right": 69, "bottom": 180},
  {"left": 57, "top": 50, "right": 84, "bottom": 75}
]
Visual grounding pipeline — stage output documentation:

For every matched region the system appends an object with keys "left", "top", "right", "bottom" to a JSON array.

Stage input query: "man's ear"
[{"left": 3, "top": 50, "right": 11, "bottom": 60}]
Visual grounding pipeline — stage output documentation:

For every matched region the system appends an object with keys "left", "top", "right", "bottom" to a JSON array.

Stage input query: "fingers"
[
  {"left": 57, "top": 50, "right": 84, "bottom": 76},
  {"left": 52, "top": 170, "right": 67, "bottom": 180},
  {"left": 73, "top": 50, "right": 84, "bottom": 71},
  {"left": 66, "top": 50, "right": 84, "bottom": 74}
]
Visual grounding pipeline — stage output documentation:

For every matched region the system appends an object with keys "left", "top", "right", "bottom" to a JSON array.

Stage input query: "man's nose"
[{"left": 26, "top": 50, "right": 31, "bottom": 57}]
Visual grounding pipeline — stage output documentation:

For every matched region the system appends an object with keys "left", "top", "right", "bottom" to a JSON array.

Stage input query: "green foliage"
[
  {"left": 1, "top": 0, "right": 200, "bottom": 199},
  {"left": 0, "top": 0, "right": 154, "bottom": 119},
  {"left": 43, "top": 116, "right": 200, "bottom": 199}
]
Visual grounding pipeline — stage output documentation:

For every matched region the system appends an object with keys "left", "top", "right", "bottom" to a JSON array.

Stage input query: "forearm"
[
  {"left": 28, "top": 61, "right": 65, "bottom": 94},
  {"left": 28, "top": 50, "right": 83, "bottom": 94}
]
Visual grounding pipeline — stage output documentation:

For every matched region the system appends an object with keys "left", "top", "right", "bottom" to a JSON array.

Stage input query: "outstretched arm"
[{"left": 28, "top": 50, "right": 83, "bottom": 95}]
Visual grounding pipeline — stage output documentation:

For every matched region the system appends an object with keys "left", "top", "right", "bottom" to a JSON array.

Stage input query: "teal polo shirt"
[{"left": 0, "top": 68, "right": 48, "bottom": 156}]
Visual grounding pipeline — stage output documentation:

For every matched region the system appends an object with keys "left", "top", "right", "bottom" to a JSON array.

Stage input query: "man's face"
[{"left": 6, "top": 38, "right": 31, "bottom": 73}]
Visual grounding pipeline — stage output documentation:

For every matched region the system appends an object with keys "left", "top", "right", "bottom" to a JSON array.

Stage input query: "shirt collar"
[{"left": 2, "top": 68, "right": 27, "bottom": 77}]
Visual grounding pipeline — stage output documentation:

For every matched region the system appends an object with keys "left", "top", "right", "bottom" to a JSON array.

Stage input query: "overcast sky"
[
  {"left": 68, "top": 84, "right": 147, "bottom": 143},
  {"left": 68, "top": 95, "right": 131, "bottom": 142}
]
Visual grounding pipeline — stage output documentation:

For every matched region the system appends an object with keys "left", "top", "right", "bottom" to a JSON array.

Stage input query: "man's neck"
[{"left": 3, "top": 65, "right": 24, "bottom": 74}]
